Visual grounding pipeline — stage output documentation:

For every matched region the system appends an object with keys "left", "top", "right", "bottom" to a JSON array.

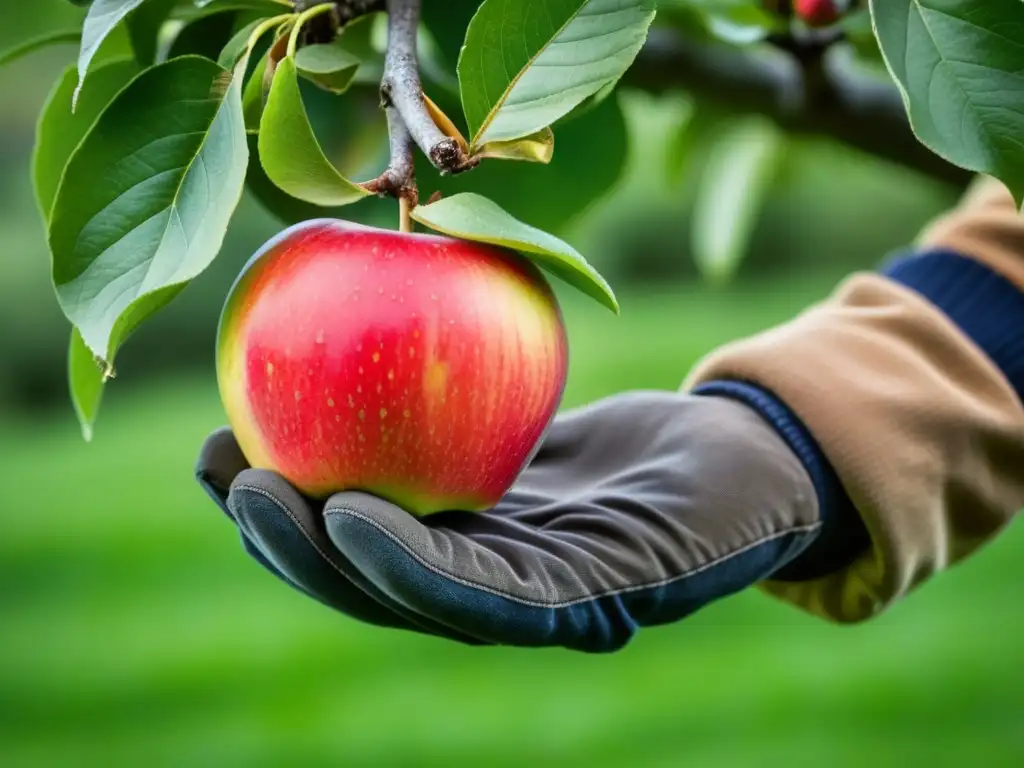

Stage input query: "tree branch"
[
  {"left": 294, "top": 0, "right": 385, "bottom": 23},
  {"left": 382, "top": 0, "right": 473, "bottom": 175},
  {"left": 305, "top": 3, "right": 962, "bottom": 189},
  {"left": 292, "top": 0, "right": 424, "bottom": 206},
  {"left": 335, "top": 0, "right": 387, "bottom": 23},
  {"left": 361, "top": 102, "right": 418, "bottom": 206},
  {"left": 625, "top": 28, "right": 970, "bottom": 186}
]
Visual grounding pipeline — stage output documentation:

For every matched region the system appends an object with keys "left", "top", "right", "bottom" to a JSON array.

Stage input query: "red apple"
[
  {"left": 794, "top": 0, "right": 841, "bottom": 27},
  {"left": 216, "top": 219, "right": 569, "bottom": 516}
]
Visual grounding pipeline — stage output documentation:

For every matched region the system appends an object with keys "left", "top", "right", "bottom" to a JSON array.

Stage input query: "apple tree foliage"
[{"left": 0, "top": 0, "right": 1022, "bottom": 438}]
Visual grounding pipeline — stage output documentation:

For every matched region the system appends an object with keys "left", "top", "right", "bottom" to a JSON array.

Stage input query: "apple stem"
[{"left": 399, "top": 197, "right": 413, "bottom": 233}]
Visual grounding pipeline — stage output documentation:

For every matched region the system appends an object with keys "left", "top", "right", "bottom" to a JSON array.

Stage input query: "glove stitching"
[
  {"left": 325, "top": 507, "right": 822, "bottom": 608},
  {"left": 233, "top": 484, "right": 358, "bottom": 581}
]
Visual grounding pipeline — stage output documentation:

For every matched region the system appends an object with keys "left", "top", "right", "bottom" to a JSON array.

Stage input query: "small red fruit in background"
[
  {"left": 216, "top": 220, "right": 568, "bottom": 517},
  {"left": 794, "top": 0, "right": 841, "bottom": 27}
]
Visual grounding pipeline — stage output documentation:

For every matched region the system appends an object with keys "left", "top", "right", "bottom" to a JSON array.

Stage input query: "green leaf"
[
  {"left": 69, "top": 327, "right": 106, "bottom": 442},
  {"left": 673, "top": 0, "right": 784, "bottom": 45},
  {"left": 244, "top": 132, "right": 391, "bottom": 227},
  {"left": 75, "top": 0, "right": 149, "bottom": 106},
  {"left": 258, "top": 55, "right": 370, "bottom": 206},
  {"left": 242, "top": 46, "right": 271, "bottom": 128},
  {"left": 126, "top": 0, "right": 176, "bottom": 65},
  {"left": 33, "top": 58, "right": 142, "bottom": 224},
  {"left": 237, "top": 18, "right": 292, "bottom": 129},
  {"left": 476, "top": 127, "right": 554, "bottom": 163},
  {"left": 690, "top": 116, "right": 783, "bottom": 284},
  {"left": 458, "top": 0, "right": 656, "bottom": 149},
  {"left": 183, "top": 0, "right": 288, "bottom": 16},
  {"left": 0, "top": 30, "right": 81, "bottom": 69},
  {"left": 411, "top": 192, "right": 618, "bottom": 313},
  {"left": 244, "top": 132, "right": 335, "bottom": 224},
  {"left": 206, "top": 9, "right": 290, "bottom": 129},
  {"left": 870, "top": 0, "right": 1024, "bottom": 206},
  {"left": 217, "top": 17, "right": 264, "bottom": 67},
  {"left": 295, "top": 40, "right": 362, "bottom": 94},
  {"left": 167, "top": 8, "right": 241, "bottom": 60},
  {"left": 49, "top": 55, "right": 249, "bottom": 367}
]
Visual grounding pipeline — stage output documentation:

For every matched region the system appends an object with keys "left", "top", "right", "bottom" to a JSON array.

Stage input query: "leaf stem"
[
  {"left": 0, "top": 29, "right": 80, "bottom": 69},
  {"left": 287, "top": 3, "right": 336, "bottom": 58},
  {"left": 244, "top": 13, "right": 295, "bottom": 61},
  {"left": 382, "top": 0, "right": 474, "bottom": 175}
]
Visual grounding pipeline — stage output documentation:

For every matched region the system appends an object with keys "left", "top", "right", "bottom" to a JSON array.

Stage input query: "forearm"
[{"left": 684, "top": 177, "right": 1024, "bottom": 623}]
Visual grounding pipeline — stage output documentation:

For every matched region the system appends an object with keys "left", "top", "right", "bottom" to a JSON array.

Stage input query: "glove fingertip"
[
  {"left": 322, "top": 505, "right": 436, "bottom": 605},
  {"left": 196, "top": 428, "right": 249, "bottom": 492}
]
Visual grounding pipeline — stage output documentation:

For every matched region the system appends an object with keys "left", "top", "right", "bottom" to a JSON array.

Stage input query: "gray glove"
[{"left": 196, "top": 387, "right": 867, "bottom": 652}]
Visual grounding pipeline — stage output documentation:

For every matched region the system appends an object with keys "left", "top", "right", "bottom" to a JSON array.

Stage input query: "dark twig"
[
  {"left": 300, "top": 1, "right": 960, "bottom": 188},
  {"left": 625, "top": 27, "right": 970, "bottom": 186},
  {"left": 293, "top": 0, "right": 384, "bottom": 18},
  {"left": 292, "top": 0, "right": 430, "bottom": 211},
  {"left": 294, "top": 0, "right": 385, "bottom": 44},
  {"left": 382, "top": 0, "right": 474, "bottom": 175},
  {"left": 335, "top": 0, "right": 387, "bottom": 23}
]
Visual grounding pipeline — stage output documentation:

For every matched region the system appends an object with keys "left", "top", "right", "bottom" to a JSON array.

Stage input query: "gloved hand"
[{"left": 196, "top": 387, "right": 867, "bottom": 652}]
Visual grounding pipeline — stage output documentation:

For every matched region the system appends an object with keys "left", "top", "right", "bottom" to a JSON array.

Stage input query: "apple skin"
[{"left": 216, "top": 219, "right": 569, "bottom": 516}]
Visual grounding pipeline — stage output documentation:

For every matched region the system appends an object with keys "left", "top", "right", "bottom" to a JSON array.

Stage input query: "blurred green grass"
[{"left": 2, "top": 279, "right": 1022, "bottom": 767}]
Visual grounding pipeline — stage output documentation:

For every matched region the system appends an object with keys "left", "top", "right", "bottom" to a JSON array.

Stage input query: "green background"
[{"left": 1, "top": 2, "right": 1020, "bottom": 766}]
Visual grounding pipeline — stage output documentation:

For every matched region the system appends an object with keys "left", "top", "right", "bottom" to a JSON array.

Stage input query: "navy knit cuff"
[
  {"left": 691, "top": 380, "right": 869, "bottom": 581},
  {"left": 883, "top": 248, "right": 1024, "bottom": 403}
]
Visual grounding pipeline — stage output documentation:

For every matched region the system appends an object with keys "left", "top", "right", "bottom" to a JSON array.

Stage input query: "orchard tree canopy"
[{"left": 1, "top": 0, "right": 1022, "bottom": 438}]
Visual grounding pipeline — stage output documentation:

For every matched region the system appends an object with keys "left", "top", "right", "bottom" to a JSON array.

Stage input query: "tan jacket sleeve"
[{"left": 683, "top": 176, "right": 1024, "bottom": 623}]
